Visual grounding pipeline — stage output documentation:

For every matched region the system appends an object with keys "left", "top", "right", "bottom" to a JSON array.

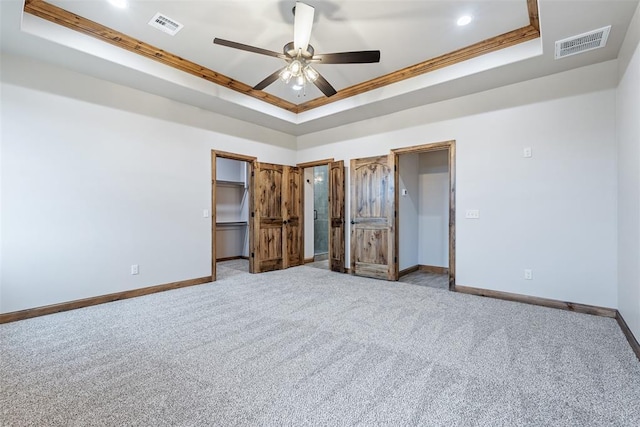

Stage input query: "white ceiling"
[{"left": 1, "top": 0, "right": 638, "bottom": 136}]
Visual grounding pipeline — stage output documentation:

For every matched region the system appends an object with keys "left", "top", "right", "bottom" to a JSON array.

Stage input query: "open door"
[
  {"left": 284, "top": 166, "right": 303, "bottom": 268},
  {"left": 350, "top": 154, "right": 396, "bottom": 280},
  {"left": 329, "top": 160, "right": 345, "bottom": 272},
  {"left": 251, "top": 162, "right": 303, "bottom": 273},
  {"left": 252, "top": 162, "right": 284, "bottom": 272}
]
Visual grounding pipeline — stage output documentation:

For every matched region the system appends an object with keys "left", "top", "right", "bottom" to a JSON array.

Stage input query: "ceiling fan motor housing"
[{"left": 283, "top": 41, "right": 314, "bottom": 59}]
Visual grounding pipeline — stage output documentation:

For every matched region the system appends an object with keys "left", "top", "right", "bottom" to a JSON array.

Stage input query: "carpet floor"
[{"left": 1, "top": 262, "right": 639, "bottom": 426}]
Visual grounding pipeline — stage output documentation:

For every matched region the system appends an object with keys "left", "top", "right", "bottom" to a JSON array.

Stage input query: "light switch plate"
[
  {"left": 465, "top": 209, "right": 480, "bottom": 219},
  {"left": 203, "top": 209, "right": 210, "bottom": 218},
  {"left": 402, "top": 189, "right": 408, "bottom": 196}
]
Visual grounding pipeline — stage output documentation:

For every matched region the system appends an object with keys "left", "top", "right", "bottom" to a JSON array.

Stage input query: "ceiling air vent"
[
  {"left": 555, "top": 26, "right": 611, "bottom": 59},
  {"left": 148, "top": 13, "right": 184, "bottom": 36}
]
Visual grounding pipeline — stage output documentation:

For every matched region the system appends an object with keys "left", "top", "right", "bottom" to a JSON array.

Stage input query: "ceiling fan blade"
[
  {"left": 213, "top": 38, "right": 287, "bottom": 60},
  {"left": 312, "top": 50, "right": 381, "bottom": 64},
  {"left": 293, "top": 2, "right": 314, "bottom": 53},
  {"left": 313, "top": 72, "right": 337, "bottom": 97},
  {"left": 253, "top": 68, "right": 285, "bottom": 91}
]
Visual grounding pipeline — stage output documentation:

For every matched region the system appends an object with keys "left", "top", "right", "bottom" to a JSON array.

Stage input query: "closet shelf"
[
  {"left": 216, "top": 221, "right": 248, "bottom": 227},
  {"left": 216, "top": 180, "right": 246, "bottom": 187}
]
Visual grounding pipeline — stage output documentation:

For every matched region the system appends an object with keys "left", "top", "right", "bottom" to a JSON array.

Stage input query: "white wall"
[
  {"left": 0, "top": 51, "right": 627, "bottom": 314},
  {"left": 297, "top": 60, "right": 619, "bottom": 308},
  {"left": 617, "top": 4, "right": 640, "bottom": 341},
  {"left": 398, "top": 153, "right": 419, "bottom": 271},
  {"left": 0, "top": 54, "right": 296, "bottom": 313},
  {"left": 418, "top": 151, "right": 449, "bottom": 268}
]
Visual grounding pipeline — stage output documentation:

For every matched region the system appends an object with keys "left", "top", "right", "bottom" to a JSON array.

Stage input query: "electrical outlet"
[
  {"left": 523, "top": 147, "right": 532, "bottom": 158},
  {"left": 465, "top": 209, "right": 480, "bottom": 219},
  {"left": 131, "top": 264, "right": 139, "bottom": 275},
  {"left": 524, "top": 269, "right": 533, "bottom": 280}
]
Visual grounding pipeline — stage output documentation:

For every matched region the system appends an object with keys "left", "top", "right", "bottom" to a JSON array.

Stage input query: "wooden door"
[
  {"left": 329, "top": 160, "right": 345, "bottom": 272},
  {"left": 252, "top": 162, "right": 284, "bottom": 272},
  {"left": 283, "top": 166, "right": 303, "bottom": 268},
  {"left": 350, "top": 154, "right": 396, "bottom": 280}
]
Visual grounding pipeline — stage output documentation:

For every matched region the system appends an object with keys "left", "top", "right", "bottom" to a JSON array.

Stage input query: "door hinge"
[
  {"left": 394, "top": 256, "right": 398, "bottom": 264},
  {"left": 394, "top": 164, "right": 397, "bottom": 171},
  {"left": 251, "top": 252, "right": 255, "bottom": 258},
  {"left": 251, "top": 212, "right": 255, "bottom": 218},
  {"left": 251, "top": 171, "right": 254, "bottom": 177},
  {"left": 394, "top": 210, "right": 397, "bottom": 218}
]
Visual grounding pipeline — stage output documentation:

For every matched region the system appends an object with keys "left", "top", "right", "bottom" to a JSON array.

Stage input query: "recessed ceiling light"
[
  {"left": 108, "top": 0, "right": 128, "bottom": 8},
  {"left": 457, "top": 15, "right": 472, "bottom": 26}
]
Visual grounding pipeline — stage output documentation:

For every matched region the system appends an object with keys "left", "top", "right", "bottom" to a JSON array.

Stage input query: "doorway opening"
[
  {"left": 298, "top": 158, "right": 346, "bottom": 273},
  {"left": 311, "top": 165, "right": 329, "bottom": 268},
  {"left": 211, "top": 150, "right": 256, "bottom": 281},
  {"left": 393, "top": 141, "right": 456, "bottom": 290}
]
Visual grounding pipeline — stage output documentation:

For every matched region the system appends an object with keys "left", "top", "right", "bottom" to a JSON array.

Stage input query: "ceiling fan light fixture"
[
  {"left": 214, "top": 1, "right": 378, "bottom": 98},
  {"left": 291, "top": 75, "right": 305, "bottom": 91},
  {"left": 289, "top": 60, "right": 303, "bottom": 75},
  {"left": 303, "top": 65, "right": 319, "bottom": 82},
  {"left": 279, "top": 68, "right": 293, "bottom": 83}
]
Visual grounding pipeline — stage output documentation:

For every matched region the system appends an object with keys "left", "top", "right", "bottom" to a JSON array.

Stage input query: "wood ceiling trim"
[
  {"left": 24, "top": 0, "right": 540, "bottom": 115},
  {"left": 23, "top": 0, "right": 298, "bottom": 112},
  {"left": 296, "top": 24, "right": 540, "bottom": 113},
  {"left": 297, "top": 0, "right": 541, "bottom": 113}
]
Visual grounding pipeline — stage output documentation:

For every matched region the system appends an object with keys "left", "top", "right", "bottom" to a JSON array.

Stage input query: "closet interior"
[
  {"left": 215, "top": 157, "right": 250, "bottom": 264},
  {"left": 397, "top": 150, "right": 450, "bottom": 289}
]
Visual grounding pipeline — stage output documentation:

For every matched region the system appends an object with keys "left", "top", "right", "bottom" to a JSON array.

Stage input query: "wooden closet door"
[
  {"left": 350, "top": 154, "right": 396, "bottom": 280},
  {"left": 252, "top": 162, "right": 284, "bottom": 272},
  {"left": 283, "top": 166, "right": 303, "bottom": 268},
  {"left": 329, "top": 160, "right": 345, "bottom": 273}
]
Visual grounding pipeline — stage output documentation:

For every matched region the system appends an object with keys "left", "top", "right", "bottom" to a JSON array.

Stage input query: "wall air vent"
[
  {"left": 555, "top": 26, "right": 611, "bottom": 59},
  {"left": 148, "top": 13, "right": 184, "bottom": 36}
]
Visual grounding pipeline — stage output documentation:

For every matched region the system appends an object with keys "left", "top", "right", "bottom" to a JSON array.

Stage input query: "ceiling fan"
[{"left": 213, "top": 2, "right": 381, "bottom": 97}]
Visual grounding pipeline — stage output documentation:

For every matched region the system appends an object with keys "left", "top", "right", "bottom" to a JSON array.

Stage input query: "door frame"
[
  {"left": 211, "top": 150, "right": 257, "bottom": 280},
  {"left": 391, "top": 140, "right": 456, "bottom": 290},
  {"left": 297, "top": 158, "right": 335, "bottom": 265}
]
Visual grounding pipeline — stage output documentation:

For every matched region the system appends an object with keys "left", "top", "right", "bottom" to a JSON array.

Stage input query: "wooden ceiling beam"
[
  {"left": 23, "top": 0, "right": 298, "bottom": 113},
  {"left": 296, "top": 25, "right": 540, "bottom": 113}
]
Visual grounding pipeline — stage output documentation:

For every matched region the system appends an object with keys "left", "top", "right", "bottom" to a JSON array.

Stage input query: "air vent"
[
  {"left": 555, "top": 26, "right": 611, "bottom": 59},
  {"left": 148, "top": 13, "right": 184, "bottom": 36}
]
